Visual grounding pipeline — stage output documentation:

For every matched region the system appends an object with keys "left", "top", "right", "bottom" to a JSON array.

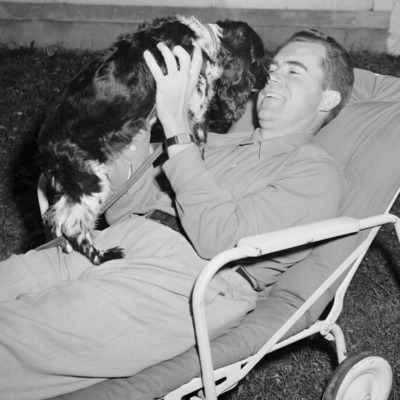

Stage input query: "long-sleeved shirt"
[{"left": 106, "top": 129, "right": 346, "bottom": 290}]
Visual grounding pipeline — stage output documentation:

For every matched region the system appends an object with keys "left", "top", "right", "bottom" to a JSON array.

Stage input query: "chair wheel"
[{"left": 323, "top": 351, "right": 392, "bottom": 400}]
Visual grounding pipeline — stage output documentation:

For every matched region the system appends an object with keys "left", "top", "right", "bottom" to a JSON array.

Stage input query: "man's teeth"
[{"left": 266, "top": 93, "right": 283, "bottom": 99}]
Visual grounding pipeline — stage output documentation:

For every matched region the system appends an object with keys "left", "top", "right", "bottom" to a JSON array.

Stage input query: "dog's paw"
[{"left": 99, "top": 247, "right": 125, "bottom": 263}]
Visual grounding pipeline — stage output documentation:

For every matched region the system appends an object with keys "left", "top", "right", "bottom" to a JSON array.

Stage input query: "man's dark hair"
[{"left": 285, "top": 29, "right": 354, "bottom": 125}]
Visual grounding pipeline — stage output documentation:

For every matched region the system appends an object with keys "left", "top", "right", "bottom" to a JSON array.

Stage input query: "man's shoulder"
[
  {"left": 293, "top": 140, "right": 346, "bottom": 201},
  {"left": 291, "top": 140, "right": 345, "bottom": 187},
  {"left": 297, "top": 139, "right": 339, "bottom": 164}
]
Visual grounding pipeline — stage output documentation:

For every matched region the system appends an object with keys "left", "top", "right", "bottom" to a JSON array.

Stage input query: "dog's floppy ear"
[
  {"left": 213, "top": 51, "right": 258, "bottom": 124},
  {"left": 250, "top": 59, "right": 269, "bottom": 91},
  {"left": 210, "top": 19, "right": 268, "bottom": 126}
]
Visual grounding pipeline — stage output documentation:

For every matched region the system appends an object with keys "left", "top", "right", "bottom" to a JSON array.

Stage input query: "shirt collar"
[{"left": 207, "top": 129, "right": 314, "bottom": 152}]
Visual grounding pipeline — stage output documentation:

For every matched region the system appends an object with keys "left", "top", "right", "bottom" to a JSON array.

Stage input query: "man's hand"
[{"left": 143, "top": 43, "right": 203, "bottom": 140}]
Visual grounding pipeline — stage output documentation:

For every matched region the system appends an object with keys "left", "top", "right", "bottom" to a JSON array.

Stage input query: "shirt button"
[
  {"left": 130, "top": 144, "right": 137, "bottom": 152},
  {"left": 231, "top": 163, "right": 237, "bottom": 168}
]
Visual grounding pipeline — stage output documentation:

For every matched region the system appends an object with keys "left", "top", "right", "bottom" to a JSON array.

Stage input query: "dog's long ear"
[
  {"left": 250, "top": 59, "right": 269, "bottom": 91},
  {"left": 213, "top": 51, "right": 257, "bottom": 124},
  {"left": 211, "top": 20, "right": 268, "bottom": 128}
]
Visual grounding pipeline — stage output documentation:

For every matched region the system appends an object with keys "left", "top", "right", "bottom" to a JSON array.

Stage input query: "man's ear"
[{"left": 319, "top": 90, "right": 341, "bottom": 112}]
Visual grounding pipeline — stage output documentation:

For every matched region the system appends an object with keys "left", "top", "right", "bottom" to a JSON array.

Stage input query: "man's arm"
[{"left": 163, "top": 144, "right": 345, "bottom": 259}]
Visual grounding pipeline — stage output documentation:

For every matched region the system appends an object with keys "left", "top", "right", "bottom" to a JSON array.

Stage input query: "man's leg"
[
  {"left": 0, "top": 216, "right": 256, "bottom": 400},
  {"left": 0, "top": 246, "right": 92, "bottom": 302}
]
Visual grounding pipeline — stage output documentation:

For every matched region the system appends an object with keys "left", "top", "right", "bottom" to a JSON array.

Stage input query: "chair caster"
[{"left": 323, "top": 351, "right": 392, "bottom": 400}]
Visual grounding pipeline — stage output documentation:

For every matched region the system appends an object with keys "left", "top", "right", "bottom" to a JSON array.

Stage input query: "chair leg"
[{"left": 322, "top": 323, "right": 347, "bottom": 364}]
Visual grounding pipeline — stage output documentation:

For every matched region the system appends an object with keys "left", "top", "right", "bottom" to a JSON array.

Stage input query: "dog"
[{"left": 37, "top": 15, "right": 268, "bottom": 265}]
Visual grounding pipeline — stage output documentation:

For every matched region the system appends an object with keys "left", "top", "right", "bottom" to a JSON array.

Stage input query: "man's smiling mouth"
[{"left": 265, "top": 92, "right": 284, "bottom": 100}]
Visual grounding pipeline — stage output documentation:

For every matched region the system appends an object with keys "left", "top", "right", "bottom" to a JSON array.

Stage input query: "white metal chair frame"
[{"left": 163, "top": 212, "right": 399, "bottom": 399}]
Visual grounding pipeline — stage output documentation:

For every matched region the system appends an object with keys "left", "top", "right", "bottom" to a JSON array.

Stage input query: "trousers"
[{"left": 0, "top": 215, "right": 257, "bottom": 400}]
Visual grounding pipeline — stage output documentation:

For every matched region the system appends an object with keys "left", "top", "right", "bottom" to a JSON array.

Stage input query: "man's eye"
[{"left": 289, "top": 70, "right": 299, "bottom": 75}]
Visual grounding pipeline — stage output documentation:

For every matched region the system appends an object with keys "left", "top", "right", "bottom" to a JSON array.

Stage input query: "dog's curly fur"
[{"left": 38, "top": 15, "right": 268, "bottom": 265}]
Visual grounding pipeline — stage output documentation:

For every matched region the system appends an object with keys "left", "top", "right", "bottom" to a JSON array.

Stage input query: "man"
[{"left": 0, "top": 29, "right": 353, "bottom": 399}]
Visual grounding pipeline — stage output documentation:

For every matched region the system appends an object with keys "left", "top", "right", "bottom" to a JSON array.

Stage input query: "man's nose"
[{"left": 268, "top": 71, "right": 281, "bottom": 83}]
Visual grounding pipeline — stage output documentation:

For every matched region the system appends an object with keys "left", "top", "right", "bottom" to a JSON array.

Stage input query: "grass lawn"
[{"left": 1, "top": 44, "right": 400, "bottom": 399}]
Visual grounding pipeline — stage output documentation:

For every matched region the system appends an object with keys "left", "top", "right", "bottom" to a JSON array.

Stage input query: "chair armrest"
[
  {"left": 237, "top": 217, "right": 360, "bottom": 257},
  {"left": 237, "top": 214, "right": 399, "bottom": 257}
]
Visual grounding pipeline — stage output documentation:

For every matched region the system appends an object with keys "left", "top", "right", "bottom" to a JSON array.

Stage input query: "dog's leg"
[{"left": 44, "top": 163, "right": 124, "bottom": 265}]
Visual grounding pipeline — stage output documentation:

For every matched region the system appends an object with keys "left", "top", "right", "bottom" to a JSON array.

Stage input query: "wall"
[
  {"left": 0, "top": 0, "right": 398, "bottom": 54},
  {"left": 0, "top": 0, "right": 394, "bottom": 9}
]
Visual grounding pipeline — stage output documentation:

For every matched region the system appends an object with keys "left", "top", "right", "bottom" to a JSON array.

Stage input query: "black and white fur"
[{"left": 38, "top": 15, "right": 268, "bottom": 265}]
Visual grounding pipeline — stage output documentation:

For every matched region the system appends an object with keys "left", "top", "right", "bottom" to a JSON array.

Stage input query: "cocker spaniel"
[{"left": 38, "top": 15, "right": 268, "bottom": 265}]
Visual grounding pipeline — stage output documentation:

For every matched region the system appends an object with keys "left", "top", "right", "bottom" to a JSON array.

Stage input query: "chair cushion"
[{"left": 274, "top": 68, "right": 400, "bottom": 335}]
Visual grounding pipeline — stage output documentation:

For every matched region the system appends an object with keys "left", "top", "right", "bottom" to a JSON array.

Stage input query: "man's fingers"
[
  {"left": 143, "top": 50, "right": 164, "bottom": 82},
  {"left": 144, "top": 43, "right": 181, "bottom": 81},
  {"left": 157, "top": 42, "right": 179, "bottom": 75},
  {"left": 172, "top": 45, "right": 191, "bottom": 75},
  {"left": 145, "top": 43, "right": 203, "bottom": 86}
]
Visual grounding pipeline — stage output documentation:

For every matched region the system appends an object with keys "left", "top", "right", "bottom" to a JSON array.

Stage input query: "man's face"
[{"left": 257, "top": 41, "right": 328, "bottom": 136}]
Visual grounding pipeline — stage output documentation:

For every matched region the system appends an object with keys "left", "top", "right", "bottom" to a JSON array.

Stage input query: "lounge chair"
[{"left": 49, "top": 67, "right": 400, "bottom": 399}]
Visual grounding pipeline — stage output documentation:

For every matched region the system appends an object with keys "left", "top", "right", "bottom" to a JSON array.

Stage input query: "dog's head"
[{"left": 208, "top": 20, "right": 269, "bottom": 132}]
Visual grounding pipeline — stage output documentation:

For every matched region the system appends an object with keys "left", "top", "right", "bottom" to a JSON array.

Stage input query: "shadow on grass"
[
  {"left": 7, "top": 112, "right": 47, "bottom": 252},
  {"left": 219, "top": 336, "right": 338, "bottom": 400},
  {"left": 372, "top": 235, "right": 400, "bottom": 287}
]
